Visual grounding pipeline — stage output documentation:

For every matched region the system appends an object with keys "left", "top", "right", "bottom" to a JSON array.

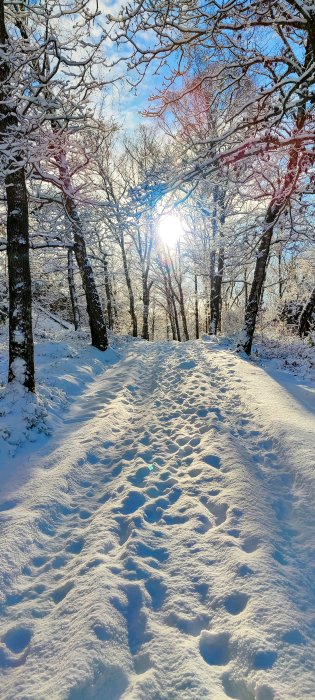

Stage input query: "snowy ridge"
[{"left": 0, "top": 339, "right": 314, "bottom": 699}]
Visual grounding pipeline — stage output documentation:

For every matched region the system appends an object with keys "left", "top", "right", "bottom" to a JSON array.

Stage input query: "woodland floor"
[{"left": 0, "top": 338, "right": 314, "bottom": 700}]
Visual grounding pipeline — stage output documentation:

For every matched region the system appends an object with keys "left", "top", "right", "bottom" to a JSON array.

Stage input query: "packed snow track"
[{"left": 0, "top": 339, "right": 314, "bottom": 700}]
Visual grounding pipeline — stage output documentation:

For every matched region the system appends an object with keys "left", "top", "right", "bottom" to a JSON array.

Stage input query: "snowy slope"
[{"left": 0, "top": 338, "right": 314, "bottom": 700}]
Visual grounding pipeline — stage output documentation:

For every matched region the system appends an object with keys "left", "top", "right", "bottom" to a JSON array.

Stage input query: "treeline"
[{"left": 0, "top": 1, "right": 315, "bottom": 392}]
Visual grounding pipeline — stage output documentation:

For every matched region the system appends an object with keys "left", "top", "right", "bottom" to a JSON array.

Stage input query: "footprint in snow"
[
  {"left": 79, "top": 510, "right": 92, "bottom": 520},
  {"left": 199, "top": 630, "right": 231, "bottom": 666},
  {"left": 0, "top": 499, "right": 19, "bottom": 512},
  {"left": 162, "top": 513, "right": 189, "bottom": 526},
  {"left": 241, "top": 536, "right": 260, "bottom": 553},
  {"left": 121, "top": 584, "right": 151, "bottom": 656},
  {"left": 223, "top": 591, "right": 249, "bottom": 615},
  {"left": 86, "top": 453, "right": 99, "bottom": 465},
  {"left": 195, "top": 513, "right": 212, "bottom": 534},
  {"left": 166, "top": 612, "right": 210, "bottom": 637},
  {"left": 134, "top": 652, "right": 152, "bottom": 675},
  {"left": 202, "top": 454, "right": 221, "bottom": 469},
  {"left": 200, "top": 498, "right": 228, "bottom": 526},
  {"left": 188, "top": 467, "right": 202, "bottom": 478},
  {"left": 3, "top": 626, "right": 32, "bottom": 654},
  {"left": 120, "top": 491, "right": 146, "bottom": 515},
  {"left": 51, "top": 580, "right": 74, "bottom": 604},
  {"left": 93, "top": 622, "right": 109, "bottom": 641},
  {"left": 31, "top": 555, "right": 49, "bottom": 568},
  {"left": 252, "top": 650, "right": 277, "bottom": 670},
  {"left": 282, "top": 629, "right": 305, "bottom": 645},
  {"left": 178, "top": 360, "right": 197, "bottom": 370},
  {"left": 134, "top": 542, "right": 169, "bottom": 563},
  {"left": 221, "top": 672, "right": 256, "bottom": 700},
  {"left": 66, "top": 537, "right": 84, "bottom": 554},
  {"left": 145, "top": 577, "right": 167, "bottom": 610},
  {"left": 128, "top": 466, "right": 151, "bottom": 487},
  {"left": 237, "top": 563, "right": 254, "bottom": 578}
]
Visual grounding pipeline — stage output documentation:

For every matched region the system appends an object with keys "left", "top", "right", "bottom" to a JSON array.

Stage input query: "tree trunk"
[
  {"left": 165, "top": 263, "right": 181, "bottom": 341},
  {"left": 209, "top": 249, "right": 216, "bottom": 332},
  {"left": 278, "top": 250, "right": 284, "bottom": 300},
  {"left": 52, "top": 133, "right": 107, "bottom": 350},
  {"left": 238, "top": 132, "right": 303, "bottom": 355},
  {"left": 237, "top": 209, "right": 275, "bottom": 355},
  {"left": 299, "top": 285, "right": 315, "bottom": 337},
  {"left": 173, "top": 276, "right": 189, "bottom": 341},
  {"left": 67, "top": 248, "right": 81, "bottom": 331},
  {"left": 195, "top": 273, "right": 199, "bottom": 339},
  {"left": 210, "top": 246, "right": 225, "bottom": 335},
  {"left": 165, "top": 283, "right": 177, "bottom": 340},
  {"left": 120, "top": 239, "right": 138, "bottom": 336},
  {"left": 142, "top": 272, "right": 150, "bottom": 340},
  {"left": 244, "top": 268, "right": 249, "bottom": 308},
  {"left": 70, "top": 207, "right": 107, "bottom": 350},
  {"left": 210, "top": 186, "right": 226, "bottom": 335},
  {"left": 151, "top": 302, "right": 155, "bottom": 341},
  {"left": 173, "top": 297, "right": 181, "bottom": 342},
  {"left": 0, "top": 3, "right": 35, "bottom": 390},
  {"left": 103, "top": 254, "right": 114, "bottom": 330},
  {"left": 6, "top": 169, "right": 35, "bottom": 390}
]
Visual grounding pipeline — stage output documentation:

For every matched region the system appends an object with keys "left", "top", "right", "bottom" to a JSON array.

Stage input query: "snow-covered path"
[{"left": 0, "top": 340, "right": 314, "bottom": 700}]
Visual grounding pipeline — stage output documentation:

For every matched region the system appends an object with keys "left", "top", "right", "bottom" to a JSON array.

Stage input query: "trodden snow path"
[{"left": 0, "top": 340, "right": 314, "bottom": 700}]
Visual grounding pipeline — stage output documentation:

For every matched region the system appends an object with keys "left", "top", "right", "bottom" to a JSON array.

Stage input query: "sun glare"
[{"left": 158, "top": 214, "right": 183, "bottom": 248}]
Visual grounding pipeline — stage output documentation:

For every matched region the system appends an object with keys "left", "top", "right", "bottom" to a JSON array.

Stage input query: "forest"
[
  {"left": 0, "top": 0, "right": 314, "bottom": 392},
  {"left": 0, "top": 3, "right": 315, "bottom": 700}
]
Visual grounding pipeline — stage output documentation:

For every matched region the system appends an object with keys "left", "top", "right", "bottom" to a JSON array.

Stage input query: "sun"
[{"left": 158, "top": 214, "right": 184, "bottom": 248}]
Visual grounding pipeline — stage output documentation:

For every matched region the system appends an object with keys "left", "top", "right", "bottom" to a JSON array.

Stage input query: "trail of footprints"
[{"left": 0, "top": 347, "right": 278, "bottom": 699}]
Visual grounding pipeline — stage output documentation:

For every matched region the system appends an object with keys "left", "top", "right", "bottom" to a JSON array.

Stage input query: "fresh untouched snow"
[{"left": 0, "top": 336, "right": 314, "bottom": 700}]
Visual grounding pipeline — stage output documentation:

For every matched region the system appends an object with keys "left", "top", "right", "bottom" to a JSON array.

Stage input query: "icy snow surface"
[{"left": 0, "top": 337, "right": 314, "bottom": 700}]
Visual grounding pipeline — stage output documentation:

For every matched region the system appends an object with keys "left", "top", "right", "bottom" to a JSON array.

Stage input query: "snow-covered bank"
[
  {"left": 0, "top": 320, "right": 121, "bottom": 468},
  {"left": 0, "top": 334, "right": 314, "bottom": 700}
]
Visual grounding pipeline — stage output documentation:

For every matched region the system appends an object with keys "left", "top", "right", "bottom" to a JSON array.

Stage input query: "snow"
[{"left": 0, "top": 327, "right": 314, "bottom": 700}]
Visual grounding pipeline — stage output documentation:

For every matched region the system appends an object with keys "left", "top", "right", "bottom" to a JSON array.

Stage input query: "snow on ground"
[
  {"left": 0, "top": 330, "right": 314, "bottom": 700},
  {"left": 251, "top": 329, "right": 315, "bottom": 382},
  {"left": 0, "top": 319, "right": 120, "bottom": 466}
]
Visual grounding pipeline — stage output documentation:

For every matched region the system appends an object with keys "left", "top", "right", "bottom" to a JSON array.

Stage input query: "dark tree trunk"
[
  {"left": 70, "top": 206, "right": 107, "bottom": 350},
  {"left": 237, "top": 209, "right": 276, "bottom": 355},
  {"left": 173, "top": 278, "right": 189, "bottom": 341},
  {"left": 103, "top": 254, "right": 114, "bottom": 330},
  {"left": 169, "top": 305, "right": 177, "bottom": 340},
  {"left": 164, "top": 263, "right": 181, "bottom": 341},
  {"left": 210, "top": 246, "right": 225, "bottom": 335},
  {"left": 194, "top": 274, "right": 199, "bottom": 339},
  {"left": 278, "top": 250, "right": 284, "bottom": 300},
  {"left": 299, "top": 286, "right": 315, "bottom": 337},
  {"left": 244, "top": 268, "right": 249, "bottom": 308},
  {"left": 151, "top": 302, "right": 155, "bottom": 341},
  {"left": 209, "top": 249, "right": 216, "bottom": 332},
  {"left": 166, "top": 316, "right": 170, "bottom": 341},
  {"left": 120, "top": 241, "right": 138, "bottom": 337},
  {"left": 166, "top": 286, "right": 177, "bottom": 340},
  {"left": 52, "top": 132, "right": 107, "bottom": 351},
  {"left": 162, "top": 272, "right": 177, "bottom": 340},
  {"left": 173, "top": 297, "right": 181, "bottom": 342},
  {"left": 0, "top": 3, "right": 35, "bottom": 390},
  {"left": 205, "top": 298, "right": 210, "bottom": 334},
  {"left": 67, "top": 248, "right": 81, "bottom": 331},
  {"left": 238, "top": 132, "right": 303, "bottom": 355},
  {"left": 141, "top": 272, "right": 150, "bottom": 340},
  {"left": 210, "top": 186, "right": 226, "bottom": 335},
  {"left": 6, "top": 169, "right": 35, "bottom": 390}
]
